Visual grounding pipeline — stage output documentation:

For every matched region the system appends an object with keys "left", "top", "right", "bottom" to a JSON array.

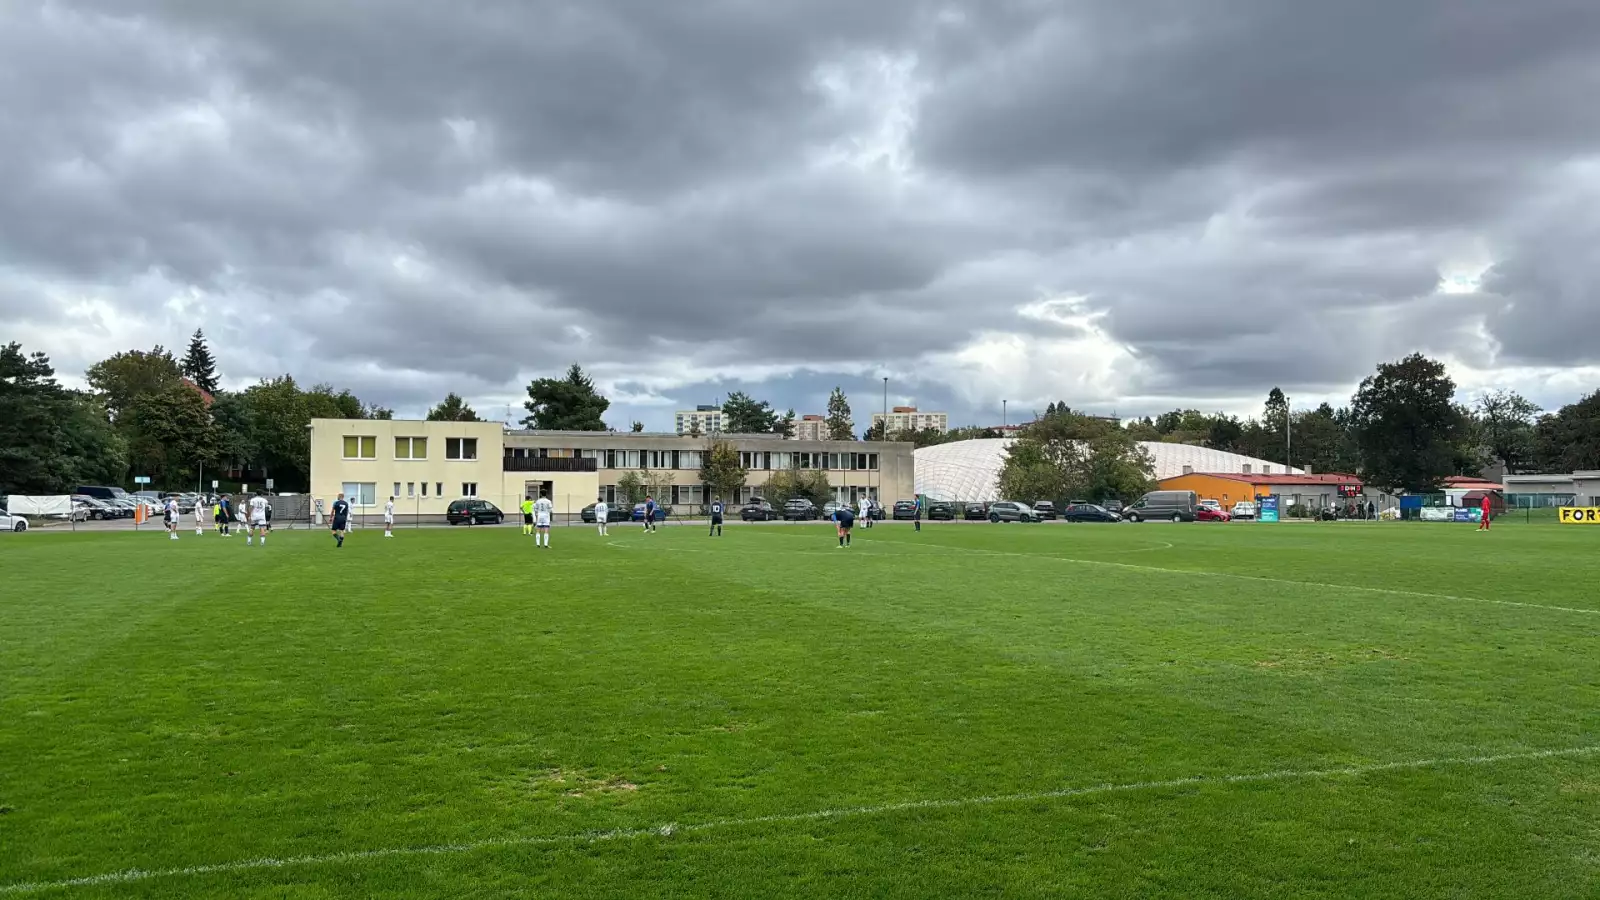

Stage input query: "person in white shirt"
[
  {"left": 593, "top": 498, "right": 610, "bottom": 536},
  {"left": 534, "top": 493, "right": 554, "bottom": 547},
  {"left": 247, "top": 494, "right": 270, "bottom": 545},
  {"left": 164, "top": 498, "right": 179, "bottom": 540},
  {"left": 383, "top": 497, "right": 396, "bottom": 538},
  {"left": 194, "top": 499, "right": 207, "bottom": 535},
  {"left": 858, "top": 496, "right": 873, "bottom": 529}
]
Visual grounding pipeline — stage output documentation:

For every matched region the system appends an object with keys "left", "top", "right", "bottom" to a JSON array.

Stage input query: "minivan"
[
  {"left": 1123, "top": 490, "right": 1198, "bottom": 523},
  {"left": 75, "top": 485, "right": 131, "bottom": 502}
]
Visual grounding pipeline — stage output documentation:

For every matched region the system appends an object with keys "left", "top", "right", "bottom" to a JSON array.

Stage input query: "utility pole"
[
  {"left": 1285, "top": 395, "right": 1292, "bottom": 472},
  {"left": 1002, "top": 399, "right": 1008, "bottom": 430}
]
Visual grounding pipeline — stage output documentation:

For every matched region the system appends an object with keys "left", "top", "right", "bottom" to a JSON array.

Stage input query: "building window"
[
  {"left": 393, "top": 482, "right": 401, "bottom": 498},
  {"left": 421, "top": 482, "right": 428, "bottom": 497},
  {"left": 625, "top": 450, "right": 640, "bottom": 469},
  {"left": 436, "top": 482, "right": 443, "bottom": 497},
  {"left": 868, "top": 454, "right": 879, "bottom": 471},
  {"left": 342, "top": 436, "right": 377, "bottom": 459},
  {"left": 394, "top": 437, "right": 428, "bottom": 460},
  {"left": 679, "top": 450, "right": 702, "bottom": 469},
  {"left": 407, "top": 483, "right": 416, "bottom": 498},
  {"left": 446, "top": 437, "right": 478, "bottom": 460},
  {"left": 340, "top": 482, "right": 377, "bottom": 506},
  {"left": 462, "top": 482, "right": 478, "bottom": 497}
]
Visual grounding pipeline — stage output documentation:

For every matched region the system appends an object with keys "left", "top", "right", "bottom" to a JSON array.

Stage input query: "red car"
[{"left": 1196, "top": 505, "right": 1231, "bottom": 522}]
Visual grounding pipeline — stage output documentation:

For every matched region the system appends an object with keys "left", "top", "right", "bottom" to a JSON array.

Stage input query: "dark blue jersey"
[
  {"left": 836, "top": 508, "right": 856, "bottom": 528},
  {"left": 711, "top": 502, "right": 724, "bottom": 517},
  {"left": 332, "top": 499, "right": 350, "bottom": 519}
]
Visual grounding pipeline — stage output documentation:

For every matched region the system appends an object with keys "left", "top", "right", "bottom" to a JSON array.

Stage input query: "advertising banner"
[
  {"left": 1452, "top": 507, "right": 1482, "bottom": 523},
  {"left": 1558, "top": 507, "right": 1600, "bottom": 524},
  {"left": 1258, "top": 496, "right": 1279, "bottom": 523},
  {"left": 1420, "top": 507, "right": 1453, "bottom": 522}
]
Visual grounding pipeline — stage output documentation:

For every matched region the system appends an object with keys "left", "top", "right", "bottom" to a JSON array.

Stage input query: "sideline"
[{"left": 3, "top": 744, "right": 1595, "bottom": 894}]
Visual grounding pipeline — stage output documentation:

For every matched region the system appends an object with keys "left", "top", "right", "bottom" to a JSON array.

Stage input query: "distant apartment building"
[
  {"left": 871, "top": 407, "right": 948, "bottom": 434},
  {"left": 674, "top": 405, "right": 724, "bottom": 435},
  {"left": 792, "top": 414, "right": 827, "bottom": 442}
]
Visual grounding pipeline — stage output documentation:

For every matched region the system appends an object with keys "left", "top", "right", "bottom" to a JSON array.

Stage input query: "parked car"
[
  {"left": 1123, "top": 490, "right": 1198, "bottom": 523},
  {"left": 782, "top": 499, "right": 820, "bottom": 521},
  {"left": 1196, "top": 505, "right": 1232, "bottom": 522},
  {"left": 740, "top": 499, "right": 778, "bottom": 521},
  {"left": 0, "top": 511, "right": 28, "bottom": 532},
  {"left": 76, "top": 485, "right": 132, "bottom": 503},
  {"left": 864, "top": 502, "right": 886, "bottom": 520},
  {"left": 964, "top": 502, "right": 988, "bottom": 521},
  {"left": 631, "top": 503, "right": 668, "bottom": 522},
  {"left": 446, "top": 498, "right": 504, "bottom": 525},
  {"left": 1200, "top": 499, "right": 1223, "bottom": 513},
  {"left": 822, "top": 501, "right": 846, "bottom": 519},
  {"left": 59, "top": 501, "right": 90, "bottom": 522},
  {"left": 1063, "top": 503, "right": 1122, "bottom": 523},
  {"left": 1102, "top": 499, "right": 1124, "bottom": 514},
  {"left": 890, "top": 500, "right": 918, "bottom": 520},
  {"left": 73, "top": 496, "right": 121, "bottom": 520},
  {"left": 1231, "top": 501, "right": 1258, "bottom": 520},
  {"left": 1032, "top": 501, "right": 1059, "bottom": 521},
  {"left": 927, "top": 501, "right": 957, "bottom": 521},
  {"left": 580, "top": 503, "right": 631, "bottom": 523},
  {"left": 987, "top": 501, "right": 1041, "bottom": 523}
]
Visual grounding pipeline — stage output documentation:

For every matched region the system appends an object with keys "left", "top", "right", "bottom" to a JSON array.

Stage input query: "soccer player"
[
  {"left": 1479, "top": 493, "right": 1492, "bottom": 531},
  {"left": 709, "top": 496, "right": 724, "bottom": 537},
  {"left": 163, "top": 497, "right": 179, "bottom": 540},
  {"left": 835, "top": 503, "right": 856, "bottom": 548},
  {"left": 521, "top": 496, "right": 535, "bottom": 536},
  {"left": 193, "top": 498, "right": 206, "bottom": 535},
  {"left": 534, "top": 493, "right": 554, "bottom": 548},
  {"left": 913, "top": 495, "right": 923, "bottom": 532},
  {"left": 330, "top": 492, "right": 350, "bottom": 547},
  {"left": 212, "top": 497, "right": 226, "bottom": 536},
  {"left": 594, "top": 497, "right": 610, "bottom": 536},
  {"left": 384, "top": 496, "right": 396, "bottom": 538},
  {"left": 247, "top": 493, "right": 269, "bottom": 545},
  {"left": 643, "top": 496, "right": 658, "bottom": 533},
  {"left": 858, "top": 494, "right": 872, "bottom": 529}
]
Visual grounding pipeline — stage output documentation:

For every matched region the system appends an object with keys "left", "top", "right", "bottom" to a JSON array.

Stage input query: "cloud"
[{"left": 4, "top": 0, "right": 1600, "bottom": 430}]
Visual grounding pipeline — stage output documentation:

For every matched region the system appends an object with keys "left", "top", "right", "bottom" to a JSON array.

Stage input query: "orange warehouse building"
[{"left": 1158, "top": 472, "right": 1365, "bottom": 509}]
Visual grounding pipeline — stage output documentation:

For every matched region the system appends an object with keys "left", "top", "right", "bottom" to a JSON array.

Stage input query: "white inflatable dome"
[{"left": 913, "top": 438, "right": 1301, "bottom": 501}]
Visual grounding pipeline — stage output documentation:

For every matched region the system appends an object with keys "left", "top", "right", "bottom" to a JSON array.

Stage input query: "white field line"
[
  {"left": 826, "top": 534, "right": 1600, "bottom": 618},
  {"left": 3, "top": 745, "right": 1596, "bottom": 895}
]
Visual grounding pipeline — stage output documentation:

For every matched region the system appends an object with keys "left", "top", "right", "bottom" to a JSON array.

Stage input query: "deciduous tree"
[
  {"left": 1349, "top": 354, "right": 1468, "bottom": 493},
  {"left": 699, "top": 439, "right": 747, "bottom": 505}
]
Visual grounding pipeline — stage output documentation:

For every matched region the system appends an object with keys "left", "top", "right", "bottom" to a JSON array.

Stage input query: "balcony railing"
[{"left": 502, "top": 456, "right": 598, "bottom": 473}]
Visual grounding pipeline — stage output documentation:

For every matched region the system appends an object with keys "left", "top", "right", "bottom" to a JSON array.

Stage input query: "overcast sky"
[{"left": 5, "top": 1, "right": 1600, "bottom": 430}]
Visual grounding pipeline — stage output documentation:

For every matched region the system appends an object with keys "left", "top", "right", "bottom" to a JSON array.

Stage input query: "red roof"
[
  {"left": 1178, "top": 472, "right": 1363, "bottom": 486},
  {"left": 181, "top": 377, "right": 215, "bottom": 407}
]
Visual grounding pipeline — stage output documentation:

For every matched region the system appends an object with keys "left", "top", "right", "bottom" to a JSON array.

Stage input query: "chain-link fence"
[{"left": 264, "top": 493, "right": 727, "bottom": 531}]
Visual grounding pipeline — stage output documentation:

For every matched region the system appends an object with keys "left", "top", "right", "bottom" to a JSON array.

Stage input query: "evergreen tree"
[
  {"left": 426, "top": 392, "right": 481, "bottom": 422},
  {"left": 522, "top": 364, "right": 610, "bottom": 430},
  {"left": 181, "top": 329, "right": 220, "bottom": 394},
  {"left": 825, "top": 387, "right": 854, "bottom": 440},
  {"left": 721, "top": 392, "right": 781, "bottom": 434}
]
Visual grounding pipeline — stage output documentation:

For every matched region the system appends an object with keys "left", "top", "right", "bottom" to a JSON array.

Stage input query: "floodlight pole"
[
  {"left": 1285, "top": 395, "right": 1292, "bottom": 472},
  {"left": 881, "top": 376, "right": 888, "bottom": 505}
]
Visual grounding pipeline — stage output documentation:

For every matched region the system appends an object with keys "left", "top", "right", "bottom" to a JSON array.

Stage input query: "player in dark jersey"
[
  {"left": 835, "top": 504, "right": 855, "bottom": 548},
  {"left": 643, "top": 496, "right": 658, "bottom": 533},
  {"left": 709, "top": 497, "right": 724, "bottom": 537},
  {"left": 330, "top": 493, "right": 350, "bottom": 547}
]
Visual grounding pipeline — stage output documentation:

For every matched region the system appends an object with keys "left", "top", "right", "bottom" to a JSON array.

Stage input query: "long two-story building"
[{"left": 308, "top": 419, "right": 915, "bottom": 519}]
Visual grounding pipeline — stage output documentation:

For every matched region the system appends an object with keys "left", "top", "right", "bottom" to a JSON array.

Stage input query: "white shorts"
[
  {"left": 251, "top": 514, "right": 267, "bottom": 527},
  {"left": 383, "top": 516, "right": 394, "bottom": 525},
  {"left": 536, "top": 516, "right": 551, "bottom": 528}
]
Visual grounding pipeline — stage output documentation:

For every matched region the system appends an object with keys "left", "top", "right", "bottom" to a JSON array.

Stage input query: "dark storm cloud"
[{"left": 3, "top": 0, "right": 1599, "bottom": 426}]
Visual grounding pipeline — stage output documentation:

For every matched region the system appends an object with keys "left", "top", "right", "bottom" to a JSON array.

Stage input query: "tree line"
[{"left": 4, "top": 336, "right": 1595, "bottom": 500}]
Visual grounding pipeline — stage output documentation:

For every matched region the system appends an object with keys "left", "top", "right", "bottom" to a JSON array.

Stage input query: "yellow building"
[{"left": 309, "top": 419, "right": 915, "bottom": 520}]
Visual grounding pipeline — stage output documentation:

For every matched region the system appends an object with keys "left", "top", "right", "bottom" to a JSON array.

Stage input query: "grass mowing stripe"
[
  {"left": 773, "top": 530, "right": 1600, "bottom": 618},
  {"left": 3, "top": 743, "right": 1595, "bottom": 895}
]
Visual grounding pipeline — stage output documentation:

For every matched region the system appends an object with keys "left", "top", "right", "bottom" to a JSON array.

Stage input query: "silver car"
[{"left": 987, "top": 501, "right": 1041, "bottom": 523}]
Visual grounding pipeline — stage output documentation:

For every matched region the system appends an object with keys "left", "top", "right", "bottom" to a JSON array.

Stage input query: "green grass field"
[{"left": 3, "top": 521, "right": 1598, "bottom": 898}]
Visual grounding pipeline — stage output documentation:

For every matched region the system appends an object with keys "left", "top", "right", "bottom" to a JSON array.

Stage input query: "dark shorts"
[
  {"left": 523, "top": 513, "right": 534, "bottom": 524},
  {"left": 331, "top": 518, "right": 348, "bottom": 531},
  {"left": 163, "top": 515, "right": 174, "bottom": 526},
  {"left": 711, "top": 514, "right": 723, "bottom": 525},
  {"left": 838, "top": 521, "right": 853, "bottom": 532},
  {"left": 214, "top": 513, "right": 226, "bottom": 524}
]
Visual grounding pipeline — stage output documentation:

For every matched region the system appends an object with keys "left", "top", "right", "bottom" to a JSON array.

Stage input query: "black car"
[
  {"left": 740, "top": 499, "right": 777, "bottom": 521},
  {"left": 927, "top": 501, "right": 956, "bottom": 521},
  {"left": 1063, "top": 503, "right": 1122, "bottom": 523},
  {"left": 963, "top": 502, "right": 988, "bottom": 521},
  {"left": 580, "top": 503, "right": 631, "bottom": 523},
  {"left": 446, "top": 498, "right": 504, "bottom": 525},
  {"left": 782, "top": 499, "right": 820, "bottom": 521},
  {"left": 72, "top": 496, "right": 119, "bottom": 520},
  {"left": 1032, "top": 501, "right": 1059, "bottom": 521},
  {"left": 892, "top": 500, "right": 919, "bottom": 520}
]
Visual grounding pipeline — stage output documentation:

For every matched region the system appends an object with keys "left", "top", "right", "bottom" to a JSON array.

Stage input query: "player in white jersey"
[
  {"left": 246, "top": 494, "right": 270, "bottom": 545},
  {"left": 383, "top": 497, "right": 395, "bottom": 538},
  {"left": 194, "top": 499, "right": 207, "bottom": 535},
  {"left": 593, "top": 498, "right": 610, "bottom": 536},
  {"left": 858, "top": 496, "right": 873, "bottom": 529},
  {"left": 534, "top": 493, "right": 554, "bottom": 547},
  {"left": 164, "top": 498, "right": 179, "bottom": 540}
]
